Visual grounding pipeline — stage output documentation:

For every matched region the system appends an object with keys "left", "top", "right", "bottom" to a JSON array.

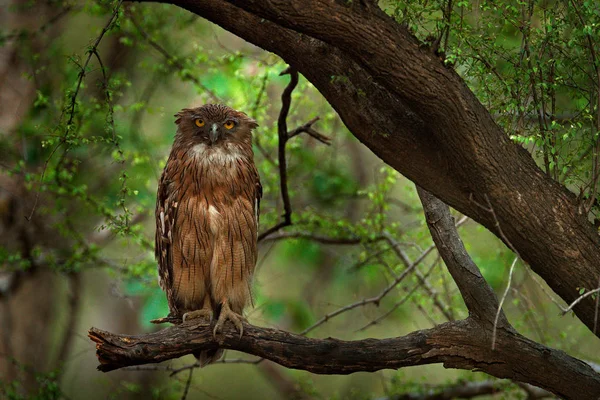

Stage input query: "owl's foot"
[
  {"left": 213, "top": 302, "right": 245, "bottom": 338},
  {"left": 183, "top": 309, "right": 213, "bottom": 324}
]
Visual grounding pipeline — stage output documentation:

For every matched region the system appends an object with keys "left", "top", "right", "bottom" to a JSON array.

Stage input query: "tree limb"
[{"left": 89, "top": 318, "right": 600, "bottom": 399}]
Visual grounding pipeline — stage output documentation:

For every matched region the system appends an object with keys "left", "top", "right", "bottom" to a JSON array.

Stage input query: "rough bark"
[
  {"left": 89, "top": 318, "right": 600, "bottom": 399},
  {"left": 138, "top": 0, "right": 600, "bottom": 336}
]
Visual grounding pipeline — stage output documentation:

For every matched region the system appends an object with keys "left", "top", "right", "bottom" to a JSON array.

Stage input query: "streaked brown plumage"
[{"left": 155, "top": 104, "right": 261, "bottom": 365}]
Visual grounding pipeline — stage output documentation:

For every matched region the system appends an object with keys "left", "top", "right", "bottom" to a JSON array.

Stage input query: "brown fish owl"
[{"left": 155, "top": 104, "right": 261, "bottom": 364}]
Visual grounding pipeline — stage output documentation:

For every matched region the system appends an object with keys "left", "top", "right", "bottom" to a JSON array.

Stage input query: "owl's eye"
[
  {"left": 195, "top": 119, "right": 205, "bottom": 127},
  {"left": 223, "top": 120, "right": 235, "bottom": 130}
]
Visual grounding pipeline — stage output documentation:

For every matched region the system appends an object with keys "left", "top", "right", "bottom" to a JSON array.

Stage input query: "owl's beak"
[{"left": 209, "top": 123, "right": 220, "bottom": 144}]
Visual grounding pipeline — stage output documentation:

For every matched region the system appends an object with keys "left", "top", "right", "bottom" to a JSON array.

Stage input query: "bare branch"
[
  {"left": 55, "top": 272, "right": 82, "bottom": 372},
  {"left": 287, "top": 117, "right": 331, "bottom": 145},
  {"left": 355, "top": 258, "right": 440, "bottom": 332},
  {"left": 257, "top": 67, "right": 300, "bottom": 241},
  {"left": 562, "top": 288, "right": 600, "bottom": 316},
  {"left": 275, "top": 67, "right": 296, "bottom": 225},
  {"left": 299, "top": 242, "right": 434, "bottom": 336},
  {"left": 180, "top": 367, "right": 193, "bottom": 400},
  {"left": 125, "top": 10, "right": 221, "bottom": 103},
  {"left": 260, "top": 231, "right": 382, "bottom": 245},
  {"left": 492, "top": 257, "right": 518, "bottom": 350},
  {"left": 88, "top": 319, "right": 600, "bottom": 399}
]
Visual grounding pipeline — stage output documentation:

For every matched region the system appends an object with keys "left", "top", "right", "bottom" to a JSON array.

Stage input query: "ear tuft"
[
  {"left": 174, "top": 108, "right": 193, "bottom": 125},
  {"left": 174, "top": 113, "right": 183, "bottom": 125},
  {"left": 247, "top": 118, "right": 259, "bottom": 129}
]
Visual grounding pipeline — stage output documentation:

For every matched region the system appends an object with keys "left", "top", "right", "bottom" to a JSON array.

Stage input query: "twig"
[
  {"left": 470, "top": 193, "right": 522, "bottom": 342},
  {"left": 355, "top": 257, "right": 439, "bottom": 332},
  {"left": 492, "top": 256, "right": 518, "bottom": 350},
  {"left": 378, "top": 380, "right": 512, "bottom": 400},
  {"left": 251, "top": 72, "right": 277, "bottom": 166},
  {"left": 562, "top": 288, "right": 600, "bottom": 316},
  {"left": 26, "top": 0, "right": 124, "bottom": 222},
  {"left": 91, "top": 47, "right": 130, "bottom": 228},
  {"left": 251, "top": 72, "right": 269, "bottom": 116},
  {"left": 180, "top": 367, "right": 193, "bottom": 400},
  {"left": 287, "top": 117, "right": 331, "bottom": 145},
  {"left": 276, "top": 67, "right": 296, "bottom": 225},
  {"left": 125, "top": 11, "right": 221, "bottom": 103},
  {"left": 384, "top": 226, "right": 468, "bottom": 322},
  {"left": 55, "top": 273, "right": 82, "bottom": 371},
  {"left": 1, "top": 5, "right": 77, "bottom": 42},
  {"left": 526, "top": 267, "right": 567, "bottom": 310},
  {"left": 299, "top": 243, "right": 434, "bottom": 336},
  {"left": 261, "top": 231, "right": 380, "bottom": 245},
  {"left": 257, "top": 67, "right": 298, "bottom": 240}
]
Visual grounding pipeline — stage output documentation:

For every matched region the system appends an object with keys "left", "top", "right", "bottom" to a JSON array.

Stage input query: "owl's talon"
[
  {"left": 183, "top": 309, "right": 213, "bottom": 324},
  {"left": 213, "top": 303, "right": 245, "bottom": 339}
]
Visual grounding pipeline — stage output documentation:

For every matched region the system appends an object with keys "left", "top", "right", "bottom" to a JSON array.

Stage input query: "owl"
[{"left": 155, "top": 104, "right": 262, "bottom": 365}]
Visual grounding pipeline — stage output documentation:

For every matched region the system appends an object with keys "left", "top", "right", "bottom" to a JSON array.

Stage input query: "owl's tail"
[{"left": 193, "top": 349, "right": 224, "bottom": 367}]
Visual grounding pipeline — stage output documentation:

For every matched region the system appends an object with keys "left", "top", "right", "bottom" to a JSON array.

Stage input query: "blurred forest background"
[{"left": 0, "top": 0, "right": 599, "bottom": 399}]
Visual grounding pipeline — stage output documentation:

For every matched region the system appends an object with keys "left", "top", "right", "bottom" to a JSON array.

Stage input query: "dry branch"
[{"left": 89, "top": 318, "right": 600, "bottom": 399}]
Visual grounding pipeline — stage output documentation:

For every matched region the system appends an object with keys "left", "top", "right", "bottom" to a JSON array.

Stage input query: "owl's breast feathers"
[{"left": 155, "top": 140, "right": 262, "bottom": 315}]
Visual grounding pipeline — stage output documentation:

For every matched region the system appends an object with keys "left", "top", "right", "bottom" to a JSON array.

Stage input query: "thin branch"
[
  {"left": 251, "top": 72, "right": 277, "bottom": 166},
  {"left": 26, "top": 0, "right": 123, "bottom": 222},
  {"left": 298, "top": 243, "right": 435, "bottom": 336},
  {"left": 55, "top": 272, "right": 82, "bottom": 372},
  {"left": 381, "top": 379, "right": 553, "bottom": 400},
  {"left": 287, "top": 116, "right": 331, "bottom": 145},
  {"left": 276, "top": 67, "right": 296, "bottom": 226},
  {"left": 0, "top": 5, "right": 77, "bottom": 42},
  {"left": 384, "top": 228, "right": 467, "bottom": 322},
  {"left": 180, "top": 367, "right": 193, "bottom": 400},
  {"left": 257, "top": 67, "right": 299, "bottom": 240},
  {"left": 355, "top": 257, "right": 440, "bottom": 332},
  {"left": 382, "top": 380, "right": 505, "bottom": 400},
  {"left": 125, "top": 10, "right": 221, "bottom": 103},
  {"left": 562, "top": 288, "right": 600, "bottom": 316},
  {"left": 261, "top": 231, "right": 380, "bottom": 245},
  {"left": 492, "top": 257, "right": 518, "bottom": 350}
]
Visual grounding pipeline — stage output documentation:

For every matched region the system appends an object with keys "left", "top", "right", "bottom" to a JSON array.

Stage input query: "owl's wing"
[{"left": 155, "top": 158, "right": 178, "bottom": 315}]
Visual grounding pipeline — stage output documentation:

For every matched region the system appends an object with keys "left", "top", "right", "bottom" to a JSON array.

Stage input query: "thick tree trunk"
[{"left": 143, "top": 0, "right": 600, "bottom": 336}]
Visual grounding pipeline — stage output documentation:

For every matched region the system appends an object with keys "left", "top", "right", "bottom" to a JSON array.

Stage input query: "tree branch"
[
  {"left": 275, "top": 67, "right": 296, "bottom": 227},
  {"left": 88, "top": 318, "right": 600, "bottom": 399},
  {"left": 417, "top": 188, "right": 507, "bottom": 326}
]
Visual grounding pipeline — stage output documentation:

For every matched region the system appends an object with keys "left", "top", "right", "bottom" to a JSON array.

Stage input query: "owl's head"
[{"left": 174, "top": 104, "right": 258, "bottom": 146}]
